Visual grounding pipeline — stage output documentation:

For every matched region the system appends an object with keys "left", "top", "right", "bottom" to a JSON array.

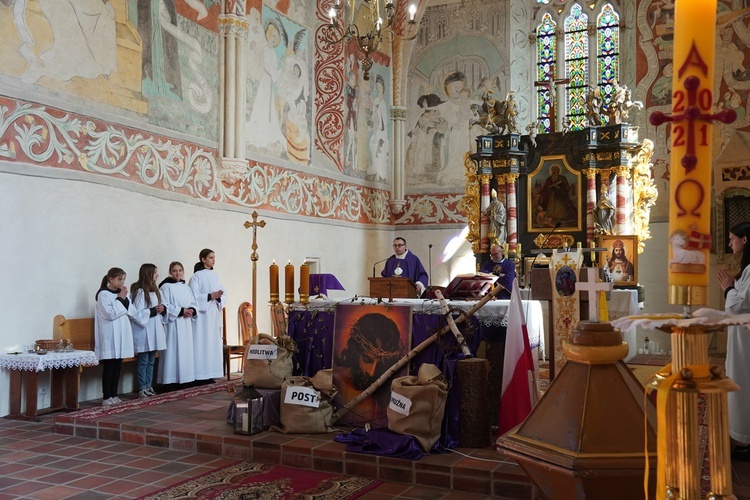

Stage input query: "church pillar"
[
  {"left": 507, "top": 0, "right": 533, "bottom": 126},
  {"left": 389, "top": 106, "right": 407, "bottom": 214},
  {"left": 506, "top": 173, "right": 519, "bottom": 250},
  {"left": 583, "top": 169, "right": 597, "bottom": 245},
  {"left": 218, "top": 5, "right": 249, "bottom": 169},
  {"left": 614, "top": 166, "right": 632, "bottom": 234},
  {"left": 480, "top": 174, "right": 492, "bottom": 253}
]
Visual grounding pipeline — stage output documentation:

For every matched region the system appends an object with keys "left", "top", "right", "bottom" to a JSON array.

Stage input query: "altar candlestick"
[
  {"left": 299, "top": 264, "right": 310, "bottom": 304},
  {"left": 590, "top": 242, "right": 596, "bottom": 264},
  {"left": 270, "top": 261, "right": 279, "bottom": 304},
  {"left": 657, "top": 0, "right": 721, "bottom": 305},
  {"left": 285, "top": 260, "right": 294, "bottom": 304}
]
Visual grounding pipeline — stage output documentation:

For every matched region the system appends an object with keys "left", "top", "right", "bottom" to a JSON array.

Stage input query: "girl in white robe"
[
  {"left": 130, "top": 264, "right": 168, "bottom": 397},
  {"left": 717, "top": 221, "right": 750, "bottom": 460},
  {"left": 95, "top": 267, "right": 135, "bottom": 406},
  {"left": 188, "top": 249, "right": 226, "bottom": 382},
  {"left": 158, "top": 261, "right": 198, "bottom": 386}
]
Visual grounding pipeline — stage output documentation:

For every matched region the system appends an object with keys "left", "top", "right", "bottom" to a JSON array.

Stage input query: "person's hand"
[
  {"left": 155, "top": 304, "right": 165, "bottom": 314},
  {"left": 211, "top": 290, "right": 224, "bottom": 300},
  {"left": 183, "top": 308, "right": 193, "bottom": 318},
  {"left": 717, "top": 269, "right": 734, "bottom": 290},
  {"left": 118, "top": 286, "right": 128, "bottom": 299}
]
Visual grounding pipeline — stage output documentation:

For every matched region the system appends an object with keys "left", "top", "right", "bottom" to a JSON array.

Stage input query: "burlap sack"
[
  {"left": 243, "top": 333, "right": 294, "bottom": 389},
  {"left": 387, "top": 363, "right": 448, "bottom": 451},
  {"left": 273, "top": 371, "right": 338, "bottom": 434}
]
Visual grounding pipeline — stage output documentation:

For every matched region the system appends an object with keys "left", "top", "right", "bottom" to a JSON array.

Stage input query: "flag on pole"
[{"left": 497, "top": 278, "right": 536, "bottom": 436}]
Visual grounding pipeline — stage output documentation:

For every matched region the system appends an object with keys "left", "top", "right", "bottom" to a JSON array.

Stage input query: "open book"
[{"left": 443, "top": 272, "right": 498, "bottom": 300}]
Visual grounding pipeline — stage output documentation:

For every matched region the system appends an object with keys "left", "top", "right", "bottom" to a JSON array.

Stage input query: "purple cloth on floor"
[{"left": 335, "top": 427, "right": 440, "bottom": 460}]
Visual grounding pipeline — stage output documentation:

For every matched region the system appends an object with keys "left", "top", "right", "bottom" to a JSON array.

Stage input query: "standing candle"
[
  {"left": 269, "top": 261, "right": 279, "bottom": 303},
  {"left": 665, "top": 0, "right": 717, "bottom": 305},
  {"left": 299, "top": 264, "right": 310, "bottom": 304},
  {"left": 285, "top": 260, "right": 294, "bottom": 304}
]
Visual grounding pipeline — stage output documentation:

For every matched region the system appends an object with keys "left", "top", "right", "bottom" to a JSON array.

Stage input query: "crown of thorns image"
[{"left": 349, "top": 323, "right": 403, "bottom": 361}]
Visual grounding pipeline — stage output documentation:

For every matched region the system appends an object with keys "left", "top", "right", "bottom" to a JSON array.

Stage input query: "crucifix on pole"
[
  {"left": 534, "top": 68, "right": 570, "bottom": 133},
  {"left": 243, "top": 211, "right": 266, "bottom": 338}
]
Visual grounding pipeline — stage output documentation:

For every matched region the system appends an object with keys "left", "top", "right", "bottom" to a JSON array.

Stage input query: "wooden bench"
[{"left": 53, "top": 315, "right": 136, "bottom": 362}]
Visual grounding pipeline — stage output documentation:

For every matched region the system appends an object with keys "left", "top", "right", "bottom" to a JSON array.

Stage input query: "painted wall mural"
[
  {"left": 0, "top": 0, "right": 219, "bottom": 138},
  {"left": 245, "top": 5, "right": 312, "bottom": 164},
  {"left": 404, "top": 0, "right": 508, "bottom": 191},
  {"left": 637, "top": 0, "right": 750, "bottom": 218},
  {"left": 0, "top": 97, "right": 392, "bottom": 224}
]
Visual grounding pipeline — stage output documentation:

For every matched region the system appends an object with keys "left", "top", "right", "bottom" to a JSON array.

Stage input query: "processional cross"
[
  {"left": 243, "top": 211, "right": 266, "bottom": 338},
  {"left": 534, "top": 69, "right": 570, "bottom": 133},
  {"left": 574, "top": 267, "right": 613, "bottom": 322}
]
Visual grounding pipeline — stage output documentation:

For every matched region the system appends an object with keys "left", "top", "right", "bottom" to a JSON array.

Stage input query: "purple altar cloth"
[
  {"left": 287, "top": 308, "right": 487, "bottom": 450},
  {"left": 309, "top": 273, "right": 344, "bottom": 296}
]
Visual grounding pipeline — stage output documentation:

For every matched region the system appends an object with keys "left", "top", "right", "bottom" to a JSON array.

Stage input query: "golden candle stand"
[{"left": 613, "top": 310, "right": 743, "bottom": 500}]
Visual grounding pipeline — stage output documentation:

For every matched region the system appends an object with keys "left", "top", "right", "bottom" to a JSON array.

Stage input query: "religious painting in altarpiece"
[
  {"left": 527, "top": 155, "right": 582, "bottom": 233},
  {"left": 598, "top": 235, "right": 638, "bottom": 286},
  {"left": 332, "top": 304, "right": 412, "bottom": 428}
]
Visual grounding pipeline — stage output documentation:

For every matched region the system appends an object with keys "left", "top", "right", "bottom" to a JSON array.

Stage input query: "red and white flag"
[{"left": 497, "top": 278, "right": 536, "bottom": 436}]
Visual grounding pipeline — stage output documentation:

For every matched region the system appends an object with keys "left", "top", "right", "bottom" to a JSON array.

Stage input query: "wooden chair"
[
  {"left": 223, "top": 302, "right": 254, "bottom": 380},
  {"left": 270, "top": 302, "right": 288, "bottom": 337}
]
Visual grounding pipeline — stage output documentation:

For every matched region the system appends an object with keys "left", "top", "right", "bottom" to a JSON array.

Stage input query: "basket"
[{"left": 36, "top": 339, "right": 62, "bottom": 351}]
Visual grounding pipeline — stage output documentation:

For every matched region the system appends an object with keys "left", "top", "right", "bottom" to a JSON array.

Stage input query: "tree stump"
[{"left": 457, "top": 357, "right": 491, "bottom": 447}]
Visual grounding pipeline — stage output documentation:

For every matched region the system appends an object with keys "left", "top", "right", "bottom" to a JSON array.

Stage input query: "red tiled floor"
[{"left": 1, "top": 375, "right": 748, "bottom": 499}]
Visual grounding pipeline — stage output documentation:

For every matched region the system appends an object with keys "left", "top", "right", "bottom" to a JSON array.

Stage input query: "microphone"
[
  {"left": 529, "top": 221, "right": 562, "bottom": 286},
  {"left": 372, "top": 257, "right": 390, "bottom": 278},
  {"left": 428, "top": 244, "right": 433, "bottom": 289}
]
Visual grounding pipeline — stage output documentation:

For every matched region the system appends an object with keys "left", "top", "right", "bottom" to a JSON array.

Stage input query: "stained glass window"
[
  {"left": 564, "top": 4, "right": 588, "bottom": 130},
  {"left": 597, "top": 3, "right": 620, "bottom": 122},
  {"left": 534, "top": 2, "right": 620, "bottom": 132},
  {"left": 536, "top": 13, "right": 556, "bottom": 133}
]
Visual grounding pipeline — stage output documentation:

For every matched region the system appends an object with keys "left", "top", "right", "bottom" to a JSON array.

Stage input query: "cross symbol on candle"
[{"left": 649, "top": 44, "right": 736, "bottom": 173}]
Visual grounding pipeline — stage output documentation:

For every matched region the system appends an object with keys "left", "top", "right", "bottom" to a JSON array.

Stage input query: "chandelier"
[{"left": 325, "top": 0, "right": 418, "bottom": 81}]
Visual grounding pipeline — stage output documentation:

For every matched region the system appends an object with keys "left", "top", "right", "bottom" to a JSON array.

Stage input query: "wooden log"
[{"left": 457, "top": 357, "right": 491, "bottom": 448}]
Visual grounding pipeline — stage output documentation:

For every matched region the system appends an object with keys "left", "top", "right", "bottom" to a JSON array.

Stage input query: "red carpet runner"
[{"left": 138, "top": 461, "right": 381, "bottom": 499}]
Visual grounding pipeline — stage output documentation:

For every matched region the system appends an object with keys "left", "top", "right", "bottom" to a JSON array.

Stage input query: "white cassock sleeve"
[
  {"left": 726, "top": 266, "right": 750, "bottom": 315},
  {"left": 97, "top": 291, "right": 133, "bottom": 320}
]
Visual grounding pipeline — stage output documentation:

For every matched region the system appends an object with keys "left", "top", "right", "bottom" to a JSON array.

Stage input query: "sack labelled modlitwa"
[
  {"left": 272, "top": 370, "right": 338, "bottom": 434},
  {"left": 243, "top": 333, "right": 294, "bottom": 389},
  {"left": 387, "top": 363, "right": 448, "bottom": 452}
]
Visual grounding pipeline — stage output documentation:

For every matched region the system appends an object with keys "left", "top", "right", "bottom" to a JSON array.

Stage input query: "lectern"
[{"left": 368, "top": 277, "right": 417, "bottom": 300}]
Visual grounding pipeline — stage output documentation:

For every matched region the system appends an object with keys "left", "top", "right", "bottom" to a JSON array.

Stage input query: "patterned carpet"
[
  {"left": 66, "top": 380, "right": 238, "bottom": 419},
  {"left": 138, "top": 461, "right": 381, "bottom": 499}
]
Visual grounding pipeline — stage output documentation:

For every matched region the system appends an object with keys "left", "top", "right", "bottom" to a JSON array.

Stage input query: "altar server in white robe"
[
  {"left": 188, "top": 248, "right": 225, "bottom": 382},
  {"left": 718, "top": 221, "right": 750, "bottom": 461},
  {"left": 95, "top": 267, "right": 135, "bottom": 406},
  {"left": 130, "top": 264, "right": 168, "bottom": 398},
  {"left": 158, "top": 261, "right": 197, "bottom": 386}
]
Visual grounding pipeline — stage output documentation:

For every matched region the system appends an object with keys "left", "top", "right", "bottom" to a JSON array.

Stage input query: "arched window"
[
  {"left": 564, "top": 4, "right": 588, "bottom": 129},
  {"left": 418, "top": 16, "right": 430, "bottom": 46},
  {"left": 534, "top": 2, "right": 621, "bottom": 132},
  {"left": 535, "top": 13, "right": 557, "bottom": 133}
]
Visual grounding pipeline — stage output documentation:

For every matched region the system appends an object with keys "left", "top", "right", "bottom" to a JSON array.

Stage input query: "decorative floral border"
[
  {"left": 0, "top": 96, "right": 465, "bottom": 226},
  {"left": 394, "top": 193, "right": 466, "bottom": 225}
]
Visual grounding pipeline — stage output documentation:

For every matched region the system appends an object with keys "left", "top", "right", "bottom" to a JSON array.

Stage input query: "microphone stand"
[
  {"left": 428, "top": 244, "right": 433, "bottom": 291},
  {"left": 372, "top": 257, "right": 389, "bottom": 278}
]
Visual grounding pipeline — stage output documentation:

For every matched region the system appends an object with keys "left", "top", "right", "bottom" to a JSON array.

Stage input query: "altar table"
[
  {"left": 287, "top": 297, "right": 544, "bottom": 446},
  {"left": 0, "top": 350, "right": 98, "bottom": 421}
]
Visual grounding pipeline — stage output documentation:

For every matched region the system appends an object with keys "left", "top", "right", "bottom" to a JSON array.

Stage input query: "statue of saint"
[
  {"left": 593, "top": 187, "right": 616, "bottom": 235},
  {"left": 486, "top": 189, "right": 507, "bottom": 246}
]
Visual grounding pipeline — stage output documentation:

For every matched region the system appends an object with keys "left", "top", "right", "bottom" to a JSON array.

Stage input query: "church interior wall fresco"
[
  {"left": 0, "top": 0, "right": 397, "bottom": 226},
  {"left": 636, "top": 0, "right": 750, "bottom": 220},
  {"left": 2, "top": 0, "right": 750, "bottom": 229}
]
